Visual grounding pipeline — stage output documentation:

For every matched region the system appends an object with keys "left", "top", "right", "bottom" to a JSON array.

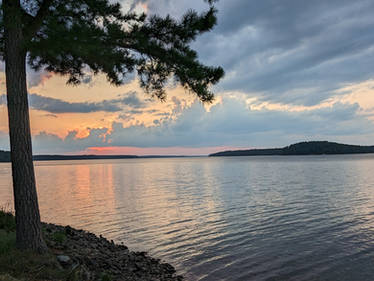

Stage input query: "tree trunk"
[{"left": 3, "top": 0, "right": 47, "bottom": 253}]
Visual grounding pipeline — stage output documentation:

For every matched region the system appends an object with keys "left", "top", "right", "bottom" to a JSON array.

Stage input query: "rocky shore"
[{"left": 40, "top": 222, "right": 183, "bottom": 281}]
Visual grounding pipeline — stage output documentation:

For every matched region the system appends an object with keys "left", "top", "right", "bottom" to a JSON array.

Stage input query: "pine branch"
[
  {"left": 21, "top": 8, "right": 35, "bottom": 25},
  {"left": 24, "top": 0, "right": 54, "bottom": 40},
  {"left": 23, "top": 0, "right": 223, "bottom": 102}
]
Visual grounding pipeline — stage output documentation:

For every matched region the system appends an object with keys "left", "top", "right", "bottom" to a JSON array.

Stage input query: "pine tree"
[{"left": 0, "top": 0, "right": 224, "bottom": 253}]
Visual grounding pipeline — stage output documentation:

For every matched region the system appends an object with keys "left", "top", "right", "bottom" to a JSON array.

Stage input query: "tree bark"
[{"left": 3, "top": 0, "right": 47, "bottom": 253}]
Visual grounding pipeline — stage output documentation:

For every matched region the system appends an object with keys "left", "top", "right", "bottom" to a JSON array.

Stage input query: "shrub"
[{"left": 0, "top": 209, "right": 16, "bottom": 233}]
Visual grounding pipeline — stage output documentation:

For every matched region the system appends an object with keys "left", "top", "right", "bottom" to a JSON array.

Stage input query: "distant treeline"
[
  {"left": 0, "top": 151, "right": 192, "bottom": 162},
  {"left": 0, "top": 152, "right": 138, "bottom": 162},
  {"left": 209, "top": 141, "right": 374, "bottom": 157},
  {"left": 2, "top": 141, "right": 374, "bottom": 162},
  {"left": 0, "top": 150, "right": 10, "bottom": 162}
]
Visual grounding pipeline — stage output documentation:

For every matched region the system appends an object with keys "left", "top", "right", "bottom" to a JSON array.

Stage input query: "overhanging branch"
[
  {"left": 21, "top": 8, "right": 35, "bottom": 25},
  {"left": 24, "top": 0, "right": 54, "bottom": 40}
]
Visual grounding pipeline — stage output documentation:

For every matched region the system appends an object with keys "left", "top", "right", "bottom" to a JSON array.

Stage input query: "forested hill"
[{"left": 209, "top": 141, "right": 374, "bottom": 157}]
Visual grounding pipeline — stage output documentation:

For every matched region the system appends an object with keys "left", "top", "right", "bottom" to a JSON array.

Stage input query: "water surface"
[{"left": 1, "top": 155, "right": 374, "bottom": 280}]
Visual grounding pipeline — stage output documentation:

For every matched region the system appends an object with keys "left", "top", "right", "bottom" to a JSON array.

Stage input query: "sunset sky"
[{"left": 1, "top": 0, "right": 374, "bottom": 155}]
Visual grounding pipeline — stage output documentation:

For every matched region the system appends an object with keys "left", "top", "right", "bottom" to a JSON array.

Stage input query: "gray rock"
[
  {"left": 57, "top": 255, "right": 72, "bottom": 267},
  {"left": 42, "top": 222, "right": 182, "bottom": 280}
]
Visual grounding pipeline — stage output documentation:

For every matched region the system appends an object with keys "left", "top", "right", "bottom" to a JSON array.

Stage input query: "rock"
[
  {"left": 0, "top": 274, "right": 21, "bottom": 281},
  {"left": 41, "top": 222, "right": 182, "bottom": 280},
  {"left": 71, "top": 264, "right": 91, "bottom": 281},
  {"left": 65, "top": 225, "right": 74, "bottom": 235},
  {"left": 57, "top": 255, "right": 72, "bottom": 268}
]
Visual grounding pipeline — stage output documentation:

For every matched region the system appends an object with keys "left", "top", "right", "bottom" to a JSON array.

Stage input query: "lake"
[{"left": 1, "top": 155, "right": 374, "bottom": 280}]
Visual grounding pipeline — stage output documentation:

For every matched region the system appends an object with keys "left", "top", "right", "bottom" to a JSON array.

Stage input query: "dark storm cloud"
[
  {"left": 196, "top": 0, "right": 374, "bottom": 105},
  {"left": 136, "top": 0, "right": 374, "bottom": 105}
]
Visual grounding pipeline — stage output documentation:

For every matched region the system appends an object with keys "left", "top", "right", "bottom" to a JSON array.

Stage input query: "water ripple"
[{"left": 2, "top": 155, "right": 374, "bottom": 280}]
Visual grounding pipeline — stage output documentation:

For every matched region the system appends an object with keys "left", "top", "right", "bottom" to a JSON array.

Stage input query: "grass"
[
  {"left": 50, "top": 231, "right": 67, "bottom": 244},
  {"left": 0, "top": 208, "right": 16, "bottom": 256},
  {"left": 99, "top": 272, "right": 113, "bottom": 281},
  {"left": 0, "top": 209, "right": 116, "bottom": 281},
  {"left": 0, "top": 207, "right": 15, "bottom": 233},
  {"left": 0, "top": 274, "right": 21, "bottom": 281},
  {"left": 0, "top": 248, "right": 71, "bottom": 280},
  {"left": 0, "top": 230, "right": 16, "bottom": 255},
  {"left": 0, "top": 209, "right": 75, "bottom": 281}
]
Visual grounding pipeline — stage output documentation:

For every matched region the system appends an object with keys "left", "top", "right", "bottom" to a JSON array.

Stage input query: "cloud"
[
  {"left": 0, "top": 91, "right": 147, "bottom": 114},
  {"left": 209, "top": 1, "right": 374, "bottom": 105},
  {"left": 137, "top": 0, "right": 374, "bottom": 106},
  {"left": 0, "top": 96, "right": 369, "bottom": 154},
  {"left": 28, "top": 94, "right": 123, "bottom": 113},
  {"left": 0, "top": 131, "right": 9, "bottom": 150},
  {"left": 44, "top": 114, "right": 58, "bottom": 118},
  {"left": 81, "top": 75, "right": 93, "bottom": 85},
  {"left": 8, "top": 0, "right": 374, "bottom": 108},
  {"left": 32, "top": 128, "right": 110, "bottom": 153},
  {"left": 2, "top": 1, "right": 374, "bottom": 153},
  {"left": 120, "top": 91, "right": 146, "bottom": 108},
  {"left": 127, "top": 0, "right": 205, "bottom": 17},
  {"left": 26, "top": 66, "right": 53, "bottom": 88},
  {"left": 105, "top": 99, "right": 372, "bottom": 148},
  {"left": 0, "top": 95, "right": 5, "bottom": 105}
]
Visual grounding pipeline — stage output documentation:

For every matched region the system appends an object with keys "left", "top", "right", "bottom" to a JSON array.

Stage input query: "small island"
[{"left": 209, "top": 141, "right": 374, "bottom": 157}]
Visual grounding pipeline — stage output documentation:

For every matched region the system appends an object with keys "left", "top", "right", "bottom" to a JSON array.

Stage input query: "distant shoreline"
[
  {"left": 2, "top": 141, "right": 374, "bottom": 162},
  {"left": 0, "top": 152, "right": 203, "bottom": 163},
  {"left": 209, "top": 141, "right": 374, "bottom": 157}
]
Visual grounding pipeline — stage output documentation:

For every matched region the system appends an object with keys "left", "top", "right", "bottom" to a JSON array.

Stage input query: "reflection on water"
[{"left": 1, "top": 155, "right": 374, "bottom": 280}]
